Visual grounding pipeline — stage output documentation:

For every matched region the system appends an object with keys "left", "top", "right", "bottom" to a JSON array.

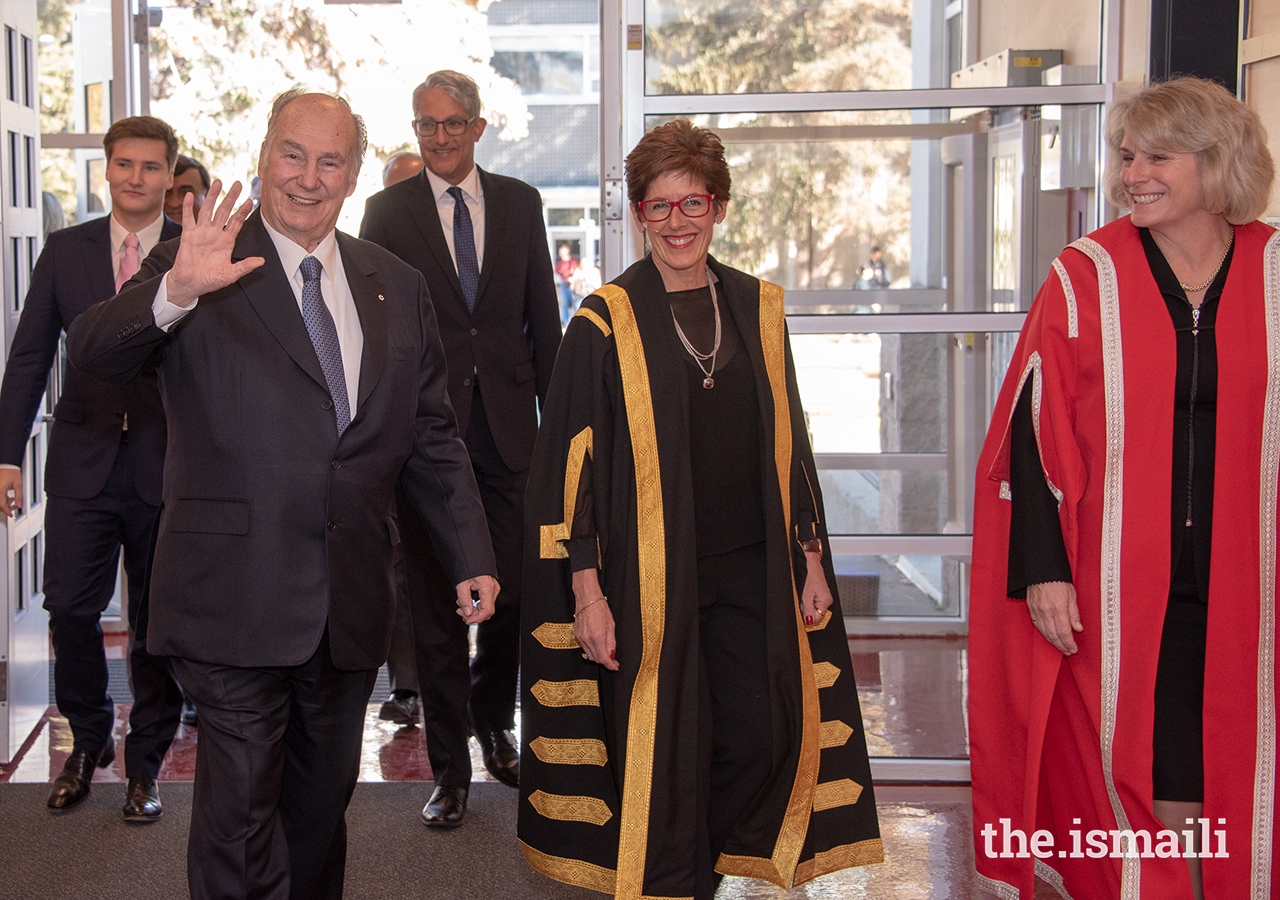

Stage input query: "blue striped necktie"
[
  {"left": 299, "top": 256, "right": 351, "bottom": 437},
  {"left": 448, "top": 185, "right": 480, "bottom": 312}
]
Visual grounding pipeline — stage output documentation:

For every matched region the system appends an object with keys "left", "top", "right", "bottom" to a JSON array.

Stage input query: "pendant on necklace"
[{"left": 703, "top": 376, "right": 715, "bottom": 389}]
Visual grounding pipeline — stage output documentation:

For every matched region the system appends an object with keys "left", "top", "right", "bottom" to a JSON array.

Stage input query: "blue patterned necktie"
[
  {"left": 447, "top": 185, "right": 480, "bottom": 313},
  {"left": 299, "top": 256, "right": 351, "bottom": 437}
]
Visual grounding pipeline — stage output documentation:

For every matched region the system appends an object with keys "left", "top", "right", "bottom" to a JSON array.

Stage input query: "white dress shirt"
[
  {"left": 152, "top": 220, "right": 364, "bottom": 417},
  {"left": 110, "top": 212, "right": 167, "bottom": 285},
  {"left": 425, "top": 165, "right": 485, "bottom": 273}
]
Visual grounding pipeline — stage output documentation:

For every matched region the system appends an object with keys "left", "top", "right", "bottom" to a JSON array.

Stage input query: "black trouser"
[
  {"left": 694, "top": 541, "right": 773, "bottom": 900},
  {"left": 174, "top": 632, "right": 377, "bottom": 900},
  {"left": 43, "top": 435, "right": 182, "bottom": 776},
  {"left": 400, "top": 388, "right": 526, "bottom": 786}
]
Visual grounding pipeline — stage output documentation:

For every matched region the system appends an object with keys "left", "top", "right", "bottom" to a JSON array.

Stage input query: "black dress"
[{"left": 1007, "top": 228, "right": 1234, "bottom": 802}]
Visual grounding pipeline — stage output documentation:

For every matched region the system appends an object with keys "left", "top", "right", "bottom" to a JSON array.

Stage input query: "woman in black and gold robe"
[{"left": 518, "top": 119, "right": 881, "bottom": 900}]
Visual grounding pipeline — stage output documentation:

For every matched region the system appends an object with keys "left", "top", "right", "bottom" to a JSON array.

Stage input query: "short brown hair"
[
  {"left": 1104, "top": 77, "right": 1275, "bottom": 224},
  {"left": 625, "top": 119, "right": 731, "bottom": 208},
  {"left": 103, "top": 116, "right": 179, "bottom": 171}
]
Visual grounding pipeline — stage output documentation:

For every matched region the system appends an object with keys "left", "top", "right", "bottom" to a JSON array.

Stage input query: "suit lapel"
[
  {"left": 475, "top": 167, "right": 503, "bottom": 309},
  {"left": 233, "top": 212, "right": 330, "bottom": 394},
  {"left": 404, "top": 170, "right": 467, "bottom": 308},
  {"left": 338, "top": 234, "right": 388, "bottom": 415},
  {"left": 86, "top": 217, "right": 116, "bottom": 301}
]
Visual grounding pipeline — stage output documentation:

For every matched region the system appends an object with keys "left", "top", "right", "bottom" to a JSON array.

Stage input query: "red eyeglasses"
[{"left": 637, "top": 193, "right": 714, "bottom": 222}]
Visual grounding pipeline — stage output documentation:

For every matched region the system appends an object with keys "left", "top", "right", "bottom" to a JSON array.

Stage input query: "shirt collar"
[
  {"left": 109, "top": 211, "right": 165, "bottom": 253},
  {"left": 425, "top": 165, "right": 482, "bottom": 205},
  {"left": 261, "top": 215, "right": 341, "bottom": 283}
]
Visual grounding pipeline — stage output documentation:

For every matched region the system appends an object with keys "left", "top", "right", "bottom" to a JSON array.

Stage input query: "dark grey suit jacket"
[
  {"left": 0, "top": 215, "right": 180, "bottom": 505},
  {"left": 359, "top": 167, "right": 561, "bottom": 473},
  {"left": 65, "top": 211, "right": 495, "bottom": 671}
]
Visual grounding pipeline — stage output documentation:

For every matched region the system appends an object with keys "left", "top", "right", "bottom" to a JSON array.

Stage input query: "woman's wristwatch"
[{"left": 798, "top": 538, "right": 822, "bottom": 558}]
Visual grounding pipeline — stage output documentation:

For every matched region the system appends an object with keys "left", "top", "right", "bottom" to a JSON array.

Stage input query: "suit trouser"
[
  {"left": 173, "top": 633, "right": 377, "bottom": 900},
  {"left": 398, "top": 388, "right": 525, "bottom": 786},
  {"left": 43, "top": 434, "right": 183, "bottom": 776}
]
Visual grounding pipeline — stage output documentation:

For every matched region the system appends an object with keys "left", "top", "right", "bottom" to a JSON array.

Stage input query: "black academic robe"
[{"left": 518, "top": 256, "right": 882, "bottom": 898}]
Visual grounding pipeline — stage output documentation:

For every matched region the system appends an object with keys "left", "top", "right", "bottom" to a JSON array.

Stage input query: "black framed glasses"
[
  {"left": 411, "top": 116, "right": 478, "bottom": 137},
  {"left": 637, "top": 193, "right": 714, "bottom": 222}
]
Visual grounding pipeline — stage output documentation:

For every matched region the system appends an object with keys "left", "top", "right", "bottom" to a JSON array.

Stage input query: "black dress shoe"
[
  {"left": 421, "top": 785, "right": 468, "bottom": 828},
  {"left": 378, "top": 692, "right": 420, "bottom": 726},
  {"left": 476, "top": 729, "right": 520, "bottom": 788},
  {"left": 122, "top": 777, "right": 163, "bottom": 822},
  {"left": 180, "top": 697, "right": 199, "bottom": 728},
  {"left": 47, "top": 738, "right": 115, "bottom": 811}
]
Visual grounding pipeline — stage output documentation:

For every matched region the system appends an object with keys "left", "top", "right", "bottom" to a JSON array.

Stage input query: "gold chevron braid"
[
  {"left": 812, "top": 779, "right": 863, "bottom": 811},
  {"left": 792, "top": 838, "right": 885, "bottom": 885},
  {"left": 818, "top": 720, "right": 853, "bottom": 749},
  {"left": 529, "top": 790, "right": 614, "bottom": 826},
  {"left": 531, "top": 679, "right": 600, "bottom": 707},
  {"left": 519, "top": 840, "right": 617, "bottom": 894},
  {"left": 540, "top": 426, "right": 595, "bottom": 560},
  {"left": 813, "top": 661, "right": 841, "bottom": 688},
  {"left": 529, "top": 737, "right": 609, "bottom": 766},
  {"left": 532, "top": 622, "right": 580, "bottom": 650}
]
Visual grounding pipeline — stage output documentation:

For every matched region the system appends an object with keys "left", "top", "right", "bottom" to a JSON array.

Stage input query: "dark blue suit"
[{"left": 0, "top": 214, "right": 183, "bottom": 777}]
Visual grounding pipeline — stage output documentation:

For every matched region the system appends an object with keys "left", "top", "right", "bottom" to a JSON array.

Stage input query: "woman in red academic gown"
[{"left": 970, "top": 77, "right": 1279, "bottom": 900}]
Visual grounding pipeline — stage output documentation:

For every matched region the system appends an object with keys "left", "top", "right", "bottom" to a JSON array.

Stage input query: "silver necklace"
[
  {"left": 1178, "top": 231, "right": 1234, "bottom": 294},
  {"left": 670, "top": 266, "right": 721, "bottom": 389}
]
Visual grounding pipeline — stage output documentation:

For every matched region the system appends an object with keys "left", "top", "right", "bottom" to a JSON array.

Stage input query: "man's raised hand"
[{"left": 165, "top": 180, "right": 264, "bottom": 308}]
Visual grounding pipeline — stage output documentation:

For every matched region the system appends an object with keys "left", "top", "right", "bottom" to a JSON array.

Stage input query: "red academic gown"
[{"left": 969, "top": 217, "right": 1280, "bottom": 899}]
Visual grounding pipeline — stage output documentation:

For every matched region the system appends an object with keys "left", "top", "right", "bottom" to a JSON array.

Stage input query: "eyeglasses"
[
  {"left": 411, "top": 116, "right": 478, "bottom": 137},
  {"left": 637, "top": 193, "right": 714, "bottom": 222}
]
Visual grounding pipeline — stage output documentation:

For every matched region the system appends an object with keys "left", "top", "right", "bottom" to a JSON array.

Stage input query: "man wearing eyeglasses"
[{"left": 360, "top": 69, "right": 561, "bottom": 828}]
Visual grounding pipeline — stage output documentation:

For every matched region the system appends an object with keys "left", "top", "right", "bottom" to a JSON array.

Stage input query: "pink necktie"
[{"left": 116, "top": 233, "right": 140, "bottom": 291}]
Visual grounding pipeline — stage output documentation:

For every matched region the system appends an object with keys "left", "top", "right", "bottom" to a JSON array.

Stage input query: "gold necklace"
[{"left": 1178, "top": 231, "right": 1234, "bottom": 294}]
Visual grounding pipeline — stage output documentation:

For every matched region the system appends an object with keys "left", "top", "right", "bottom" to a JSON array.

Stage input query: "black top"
[
  {"left": 567, "top": 278, "right": 766, "bottom": 568},
  {"left": 1007, "top": 228, "right": 1233, "bottom": 603},
  {"left": 670, "top": 284, "right": 766, "bottom": 557}
]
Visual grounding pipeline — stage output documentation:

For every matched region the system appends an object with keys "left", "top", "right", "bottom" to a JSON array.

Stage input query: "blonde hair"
[{"left": 1104, "top": 77, "right": 1274, "bottom": 224}]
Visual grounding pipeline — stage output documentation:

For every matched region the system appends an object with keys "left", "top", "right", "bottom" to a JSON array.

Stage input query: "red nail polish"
[
  {"left": 805, "top": 615, "right": 813, "bottom": 626},
  {"left": 610, "top": 649, "right": 616, "bottom": 660}
]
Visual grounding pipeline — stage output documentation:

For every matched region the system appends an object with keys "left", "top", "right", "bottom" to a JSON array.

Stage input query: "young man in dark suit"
[
  {"left": 0, "top": 116, "right": 184, "bottom": 820},
  {"left": 360, "top": 69, "right": 561, "bottom": 826},
  {"left": 67, "top": 91, "right": 498, "bottom": 900}
]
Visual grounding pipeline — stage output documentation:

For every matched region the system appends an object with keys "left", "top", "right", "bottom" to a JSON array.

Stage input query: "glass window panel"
[
  {"left": 40, "top": 146, "right": 76, "bottom": 229},
  {"left": 5, "top": 26, "right": 15, "bottom": 103},
  {"left": 41, "top": 0, "right": 114, "bottom": 136},
  {"left": 547, "top": 207, "right": 585, "bottom": 227},
  {"left": 21, "top": 34, "right": 32, "bottom": 107},
  {"left": 85, "top": 156, "right": 105, "bottom": 214},
  {"left": 7, "top": 130, "right": 18, "bottom": 206},
  {"left": 819, "top": 469, "right": 950, "bottom": 536},
  {"left": 84, "top": 82, "right": 105, "bottom": 133},
  {"left": 15, "top": 542, "right": 26, "bottom": 612},
  {"left": 644, "top": 0, "right": 1101, "bottom": 95},
  {"left": 24, "top": 134, "right": 35, "bottom": 207},
  {"left": 792, "top": 331, "right": 952, "bottom": 456},
  {"left": 493, "top": 50, "right": 584, "bottom": 95},
  {"left": 10, "top": 236, "right": 20, "bottom": 309},
  {"left": 834, "top": 553, "right": 964, "bottom": 619},
  {"left": 647, "top": 110, "right": 963, "bottom": 295},
  {"left": 645, "top": 105, "right": 1101, "bottom": 308}
]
